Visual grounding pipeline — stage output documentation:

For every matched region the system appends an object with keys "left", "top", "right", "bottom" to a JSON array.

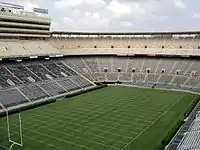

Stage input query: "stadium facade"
[{"left": 0, "top": 2, "right": 200, "bottom": 150}]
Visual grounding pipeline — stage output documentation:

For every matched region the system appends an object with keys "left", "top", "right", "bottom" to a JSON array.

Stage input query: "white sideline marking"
[
  {"left": 121, "top": 94, "right": 185, "bottom": 150},
  {"left": 0, "top": 144, "right": 9, "bottom": 150}
]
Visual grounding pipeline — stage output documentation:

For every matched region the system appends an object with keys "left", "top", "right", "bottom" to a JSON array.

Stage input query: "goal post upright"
[{"left": 0, "top": 103, "right": 23, "bottom": 150}]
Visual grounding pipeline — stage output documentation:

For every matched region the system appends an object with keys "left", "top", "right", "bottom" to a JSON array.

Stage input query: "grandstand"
[
  {"left": 0, "top": 2, "right": 200, "bottom": 150},
  {"left": 0, "top": 3, "right": 95, "bottom": 110}
]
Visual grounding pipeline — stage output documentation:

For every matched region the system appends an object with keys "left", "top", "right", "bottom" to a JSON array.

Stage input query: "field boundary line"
[
  {"left": 121, "top": 94, "right": 185, "bottom": 150},
  {"left": 115, "top": 84, "right": 200, "bottom": 96},
  {"left": 0, "top": 144, "right": 9, "bottom": 150}
]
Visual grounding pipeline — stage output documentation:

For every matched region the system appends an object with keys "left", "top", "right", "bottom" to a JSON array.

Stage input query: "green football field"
[{"left": 0, "top": 86, "right": 198, "bottom": 150}]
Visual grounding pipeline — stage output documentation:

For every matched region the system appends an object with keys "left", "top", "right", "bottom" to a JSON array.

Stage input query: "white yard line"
[
  {"left": 6, "top": 123, "right": 93, "bottom": 150},
  {"left": 27, "top": 97, "right": 163, "bottom": 133},
  {"left": 0, "top": 144, "right": 9, "bottom": 150},
  {"left": 11, "top": 122, "right": 118, "bottom": 150},
  {"left": 23, "top": 115, "right": 127, "bottom": 145},
  {"left": 121, "top": 94, "right": 185, "bottom": 150},
  {"left": 29, "top": 110, "right": 134, "bottom": 139},
  {"left": 33, "top": 99, "right": 157, "bottom": 126},
  {"left": 28, "top": 102, "right": 143, "bottom": 135}
]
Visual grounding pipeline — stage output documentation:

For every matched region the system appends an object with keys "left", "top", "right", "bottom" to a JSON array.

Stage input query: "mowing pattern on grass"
[{"left": 0, "top": 86, "right": 197, "bottom": 150}]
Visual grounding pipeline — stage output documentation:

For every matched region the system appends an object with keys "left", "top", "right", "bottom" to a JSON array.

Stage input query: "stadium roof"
[{"left": 51, "top": 31, "right": 200, "bottom": 35}]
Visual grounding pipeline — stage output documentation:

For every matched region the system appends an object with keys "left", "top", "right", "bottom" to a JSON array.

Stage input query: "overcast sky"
[{"left": 1, "top": 0, "right": 200, "bottom": 32}]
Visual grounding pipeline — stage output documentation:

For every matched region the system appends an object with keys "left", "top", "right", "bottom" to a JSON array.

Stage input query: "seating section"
[
  {"left": 39, "top": 81, "right": 67, "bottom": 96},
  {"left": 0, "top": 40, "right": 61, "bottom": 58},
  {"left": 71, "top": 75, "right": 94, "bottom": 88},
  {"left": 0, "top": 66, "right": 22, "bottom": 88},
  {"left": 56, "top": 78, "right": 80, "bottom": 92},
  {"left": 0, "top": 59, "right": 94, "bottom": 108},
  {"left": 177, "top": 131, "right": 200, "bottom": 150},
  {"left": 1, "top": 38, "right": 200, "bottom": 58},
  {"left": 0, "top": 88, "right": 28, "bottom": 107},
  {"left": 177, "top": 112, "right": 200, "bottom": 150},
  {"left": 62, "top": 56, "right": 200, "bottom": 90},
  {"left": 51, "top": 37, "right": 200, "bottom": 50},
  {"left": 18, "top": 84, "right": 49, "bottom": 101},
  {"left": 1, "top": 56, "right": 200, "bottom": 109},
  {"left": 50, "top": 37, "right": 200, "bottom": 57}
]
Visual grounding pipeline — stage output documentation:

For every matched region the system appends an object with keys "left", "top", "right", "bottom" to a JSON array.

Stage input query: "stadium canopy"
[{"left": 51, "top": 31, "right": 200, "bottom": 36}]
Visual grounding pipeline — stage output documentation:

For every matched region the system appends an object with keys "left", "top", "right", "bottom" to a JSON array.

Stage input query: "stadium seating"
[
  {"left": 63, "top": 56, "right": 200, "bottom": 91},
  {"left": 176, "top": 113, "right": 200, "bottom": 150},
  {"left": 50, "top": 37, "right": 200, "bottom": 56},
  {"left": 51, "top": 37, "right": 200, "bottom": 50},
  {"left": 0, "top": 39, "right": 61, "bottom": 58},
  {"left": 0, "top": 59, "right": 95, "bottom": 108},
  {"left": 5, "top": 55, "right": 200, "bottom": 109}
]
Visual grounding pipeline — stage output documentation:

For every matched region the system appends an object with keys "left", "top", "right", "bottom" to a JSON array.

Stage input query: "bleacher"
[
  {"left": 0, "top": 40, "right": 61, "bottom": 58},
  {"left": 0, "top": 59, "right": 95, "bottom": 108},
  {"left": 176, "top": 111, "right": 200, "bottom": 150},
  {"left": 61, "top": 56, "right": 200, "bottom": 91},
  {"left": 6, "top": 55, "right": 200, "bottom": 110}
]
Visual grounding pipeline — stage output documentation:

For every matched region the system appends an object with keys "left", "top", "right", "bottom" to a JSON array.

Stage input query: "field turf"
[{"left": 0, "top": 86, "right": 198, "bottom": 150}]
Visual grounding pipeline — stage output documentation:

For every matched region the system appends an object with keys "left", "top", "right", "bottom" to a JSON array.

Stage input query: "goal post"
[{"left": 0, "top": 103, "right": 23, "bottom": 150}]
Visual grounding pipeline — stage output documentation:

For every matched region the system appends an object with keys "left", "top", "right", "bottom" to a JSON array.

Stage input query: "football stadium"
[{"left": 1, "top": 1, "right": 200, "bottom": 150}]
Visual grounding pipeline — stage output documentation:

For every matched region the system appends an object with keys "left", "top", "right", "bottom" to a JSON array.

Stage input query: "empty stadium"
[{"left": 1, "top": 1, "right": 200, "bottom": 150}]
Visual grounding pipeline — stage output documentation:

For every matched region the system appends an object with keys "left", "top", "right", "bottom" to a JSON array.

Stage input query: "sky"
[{"left": 1, "top": 0, "right": 200, "bottom": 32}]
